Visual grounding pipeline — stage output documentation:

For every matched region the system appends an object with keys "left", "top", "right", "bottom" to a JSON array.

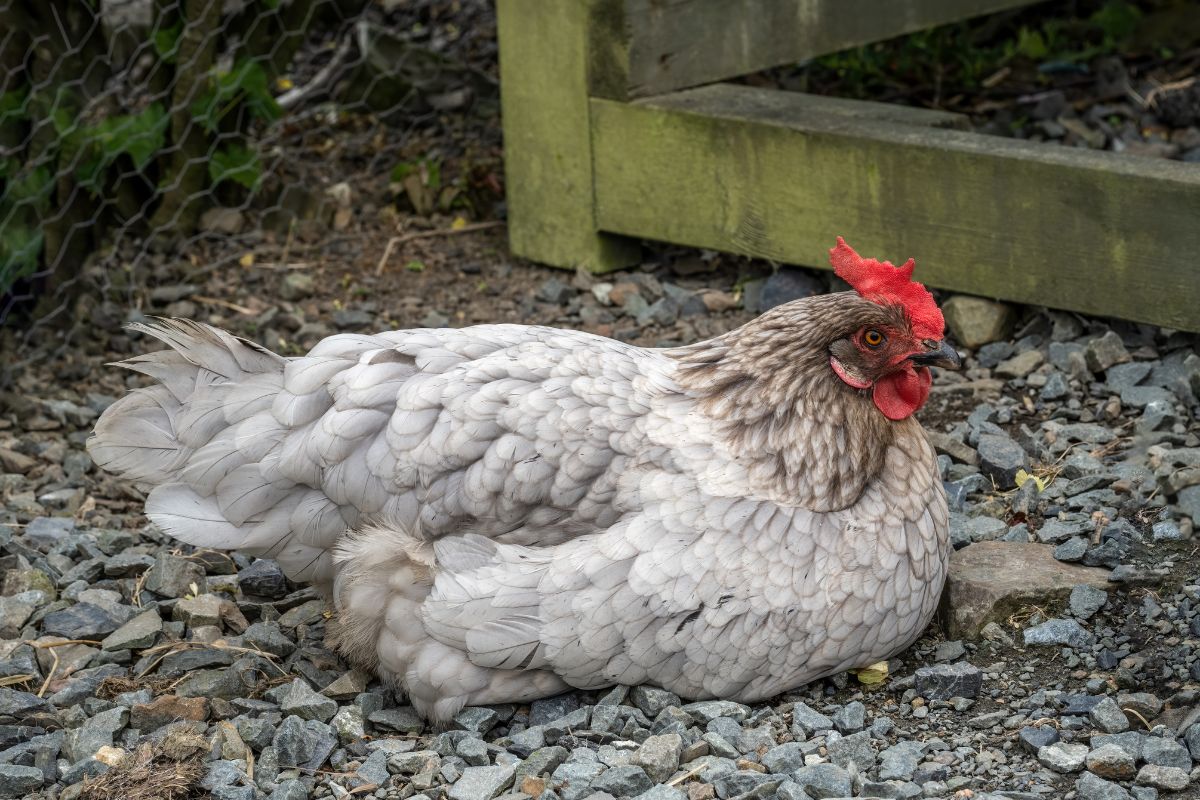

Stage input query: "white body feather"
[{"left": 89, "top": 316, "right": 948, "bottom": 720}]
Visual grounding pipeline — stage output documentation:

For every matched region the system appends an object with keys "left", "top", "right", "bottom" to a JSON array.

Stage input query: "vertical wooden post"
[{"left": 497, "top": 0, "right": 641, "bottom": 272}]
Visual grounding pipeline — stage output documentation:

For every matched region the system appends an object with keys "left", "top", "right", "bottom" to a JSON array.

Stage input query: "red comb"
[{"left": 829, "top": 237, "right": 944, "bottom": 340}]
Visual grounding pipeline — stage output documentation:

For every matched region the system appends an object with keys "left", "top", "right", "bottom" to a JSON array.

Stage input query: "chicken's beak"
[{"left": 908, "top": 340, "right": 962, "bottom": 370}]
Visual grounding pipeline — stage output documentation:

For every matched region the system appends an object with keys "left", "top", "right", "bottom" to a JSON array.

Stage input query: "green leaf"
[
  {"left": 0, "top": 223, "right": 44, "bottom": 288},
  {"left": 3, "top": 165, "right": 54, "bottom": 207},
  {"left": 0, "top": 88, "right": 29, "bottom": 126},
  {"left": 153, "top": 21, "right": 184, "bottom": 63},
  {"left": 1015, "top": 27, "right": 1049, "bottom": 60},
  {"left": 1091, "top": 1, "right": 1141, "bottom": 44},
  {"left": 208, "top": 143, "right": 262, "bottom": 189},
  {"left": 192, "top": 59, "right": 282, "bottom": 132}
]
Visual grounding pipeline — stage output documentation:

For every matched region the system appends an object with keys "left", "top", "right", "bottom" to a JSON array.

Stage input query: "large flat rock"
[{"left": 939, "top": 542, "right": 1113, "bottom": 639}]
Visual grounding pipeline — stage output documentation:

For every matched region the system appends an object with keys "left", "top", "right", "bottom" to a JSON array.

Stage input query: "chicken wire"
[{"left": 0, "top": 0, "right": 485, "bottom": 348}]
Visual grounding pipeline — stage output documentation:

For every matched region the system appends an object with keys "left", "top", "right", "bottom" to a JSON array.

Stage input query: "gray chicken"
[{"left": 89, "top": 238, "right": 960, "bottom": 721}]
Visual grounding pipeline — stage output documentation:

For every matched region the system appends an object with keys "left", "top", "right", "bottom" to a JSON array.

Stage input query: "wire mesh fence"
[{"left": 0, "top": 0, "right": 497, "bottom": 353}]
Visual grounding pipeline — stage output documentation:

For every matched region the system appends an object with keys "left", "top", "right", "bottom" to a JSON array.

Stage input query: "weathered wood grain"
[
  {"left": 591, "top": 84, "right": 1200, "bottom": 331},
  {"left": 496, "top": 0, "right": 640, "bottom": 272},
  {"left": 623, "top": 0, "right": 1041, "bottom": 96}
]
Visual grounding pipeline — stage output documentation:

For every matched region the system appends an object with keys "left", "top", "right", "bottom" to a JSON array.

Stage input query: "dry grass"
[
  {"left": 79, "top": 728, "right": 208, "bottom": 800},
  {"left": 94, "top": 675, "right": 177, "bottom": 699}
]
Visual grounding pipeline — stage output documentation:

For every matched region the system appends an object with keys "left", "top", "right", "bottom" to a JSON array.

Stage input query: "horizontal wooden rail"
[
  {"left": 591, "top": 85, "right": 1200, "bottom": 332},
  {"left": 623, "top": 0, "right": 1041, "bottom": 96}
]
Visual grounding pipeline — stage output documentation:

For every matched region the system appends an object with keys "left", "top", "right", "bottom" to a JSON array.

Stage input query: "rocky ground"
[{"left": 1, "top": 1, "right": 1199, "bottom": 800}]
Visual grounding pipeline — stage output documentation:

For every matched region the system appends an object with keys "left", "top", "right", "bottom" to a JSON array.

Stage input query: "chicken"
[{"left": 88, "top": 238, "right": 960, "bottom": 721}]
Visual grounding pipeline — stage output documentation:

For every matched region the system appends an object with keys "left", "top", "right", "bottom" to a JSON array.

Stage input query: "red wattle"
[{"left": 872, "top": 365, "right": 931, "bottom": 420}]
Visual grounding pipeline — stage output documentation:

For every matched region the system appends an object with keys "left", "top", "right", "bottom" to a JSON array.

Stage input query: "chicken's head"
[{"left": 826, "top": 237, "right": 961, "bottom": 421}]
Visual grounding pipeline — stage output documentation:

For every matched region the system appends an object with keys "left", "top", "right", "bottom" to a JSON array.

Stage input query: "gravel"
[{"left": 1, "top": 22, "right": 1198, "bottom": 797}]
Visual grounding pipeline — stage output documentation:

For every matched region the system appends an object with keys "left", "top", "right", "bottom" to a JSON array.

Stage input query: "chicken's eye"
[{"left": 863, "top": 329, "right": 885, "bottom": 348}]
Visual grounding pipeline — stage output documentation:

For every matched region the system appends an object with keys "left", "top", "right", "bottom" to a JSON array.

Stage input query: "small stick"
[
  {"left": 28, "top": 639, "right": 102, "bottom": 697},
  {"left": 192, "top": 296, "right": 257, "bottom": 315},
  {"left": 1123, "top": 707, "right": 1152, "bottom": 730},
  {"left": 668, "top": 763, "right": 708, "bottom": 786},
  {"left": 375, "top": 221, "right": 505, "bottom": 275}
]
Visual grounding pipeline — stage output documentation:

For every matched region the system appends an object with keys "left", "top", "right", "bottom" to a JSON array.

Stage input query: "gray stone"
[
  {"left": 591, "top": 765, "right": 653, "bottom": 797},
  {"left": 330, "top": 705, "right": 365, "bottom": 744},
  {"left": 1121, "top": 386, "right": 1174, "bottom": 409},
  {"left": 1135, "top": 764, "right": 1189, "bottom": 791},
  {"left": 1091, "top": 732, "right": 1147, "bottom": 763},
  {"left": 832, "top": 701, "right": 865, "bottom": 734},
  {"left": 633, "top": 734, "right": 682, "bottom": 784},
  {"left": 760, "top": 742, "right": 806, "bottom": 775},
  {"left": 1150, "top": 521, "right": 1183, "bottom": 541},
  {"left": 996, "top": 350, "right": 1044, "bottom": 379},
  {"left": 103, "top": 552, "right": 155, "bottom": 578},
  {"left": 1024, "top": 618, "right": 1093, "bottom": 648},
  {"left": 735, "top": 724, "right": 775, "bottom": 754},
  {"left": 1054, "top": 537, "right": 1089, "bottom": 562},
  {"left": 269, "top": 780, "right": 309, "bottom": 800},
  {"left": 1141, "top": 737, "right": 1191, "bottom": 769},
  {"left": 632, "top": 786, "right": 685, "bottom": 800},
  {"left": 272, "top": 715, "right": 336, "bottom": 771},
  {"left": 1038, "top": 741, "right": 1089, "bottom": 773},
  {"left": 755, "top": 269, "right": 823, "bottom": 312},
  {"left": 1086, "top": 332, "right": 1131, "bottom": 373},
  {"left": 274, "top": 678, "right": 337, "bottom": 723},
  {"left": 0, "top": 764, "right": 44, "bottom": 798},
  {"left": 24, "top": 516, "right": 76, "bottom": 549},
  {"left": 791, "top": 763, "right": 851, "bottom": 799},
  {"left": 878, "top": 741, "right": 924, "bottom": 781},
  {"left": 1038, "top": 517, "right": 1094, "bottom": 544},
  {"left": 145, "top": 553, "right": 207, "bottom": 598},
  {"left": 1090, "top": 698, "right": 1130, "bottom": 734},
  {"left": 1105, "top": 362, "right": 1151, "bottom": 391},
  {"left": 0, "top": 592, "right": 44, "bottom": 638},
  {"left": 1076, "top": 771, "right": 1133, "bottom": 800},
  {"left": 279, "top": 272, "right": 314, "bottom": 301},
  {"left": 712, "top": 770, "right": 780, "bottom": 800},
  {"left": 101, "top": 609, "right": 162, "bottom": 651},
  {"left": 775, "top": 781, "right": 807, "bottom": 800},
  {"left": 201, "top": 759, "right": 245, "bottom": 790},
  {"left": 242, "top": 622, "right": 296, "bottom": 658},
  {"left": 1040, "top": 371, "right": 1070, "bottom": 401},
  {"left": 516, "top": 746, "right": 569, "bottom": 781},
  {"left": 530, "top": 695, "right": 581, "bottom": 727},
  {"left": 63, "top": 707, "right": 128, "bottom": 762},
  {"left": 42, "top": 602, "right": 123, "bottom": 639},
  {"left": 1070, "top": 585, "right": 1108, "bottom": 620},
  {"left": 915, "top": 662, "right": 983, "bottom": 700},
  {"left": 507, "top": 726, "right": 546, "bottom": 759},
  {"left": 977, "top": 434, "right": 1028, "bottom": 490},
  {"left": 1086, "top": 744, "right": 1137, "bottom": 780},
  {"left": 942, "top": 296, "right": 1015, "bottom": 349},
  {"left": 790, "top": 702, "right": 833, "bottom": 736},
  {"left": 450, "top": 764, "right": 516, "bottom": 800},
  {"left": 630, "top": 686, "right": 680, "bottom": 719},
  {"left": 173, "top": 594, "right": 222, "bottom": 627},
  {"left": 826, "top": 730, "right": 874, "bottom": 770},
  {"left": 237, "top": 559, "right": 288, "bottom": 598},
  {"left": 455, "top": 707, "right": 499, "bottom": 735},
  {"left": 680, "top": 701, "right": 749, "bottom": 724},
  {"left": 369, "top": 706, "right": 425, "bottom": 735},
  {"left": 1185, "top": 723, "right": 1200, "bottom": 760},
  {"left": 552, "top": 760, "right": 606, "bottom": 800},
  {"left": 457, "top": 737, "right": 489, "bottom": 767}
]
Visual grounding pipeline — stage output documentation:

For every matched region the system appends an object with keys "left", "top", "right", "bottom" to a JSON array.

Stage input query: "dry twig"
[{"left": 375, "top": 221, "right": 504, "bottom": 275}]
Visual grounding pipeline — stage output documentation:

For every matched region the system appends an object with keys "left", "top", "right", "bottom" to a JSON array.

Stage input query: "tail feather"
[
  {"left": 88, "top": 319, "right": 362, "bottom": 585},
  {"left": 88, "top": 319, "right": 285, "bottom": 487}
]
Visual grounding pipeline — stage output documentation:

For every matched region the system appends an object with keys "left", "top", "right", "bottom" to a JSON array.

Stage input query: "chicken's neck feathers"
[{"left": 667, "top": 294, "right": 925, "bottom": 511}]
